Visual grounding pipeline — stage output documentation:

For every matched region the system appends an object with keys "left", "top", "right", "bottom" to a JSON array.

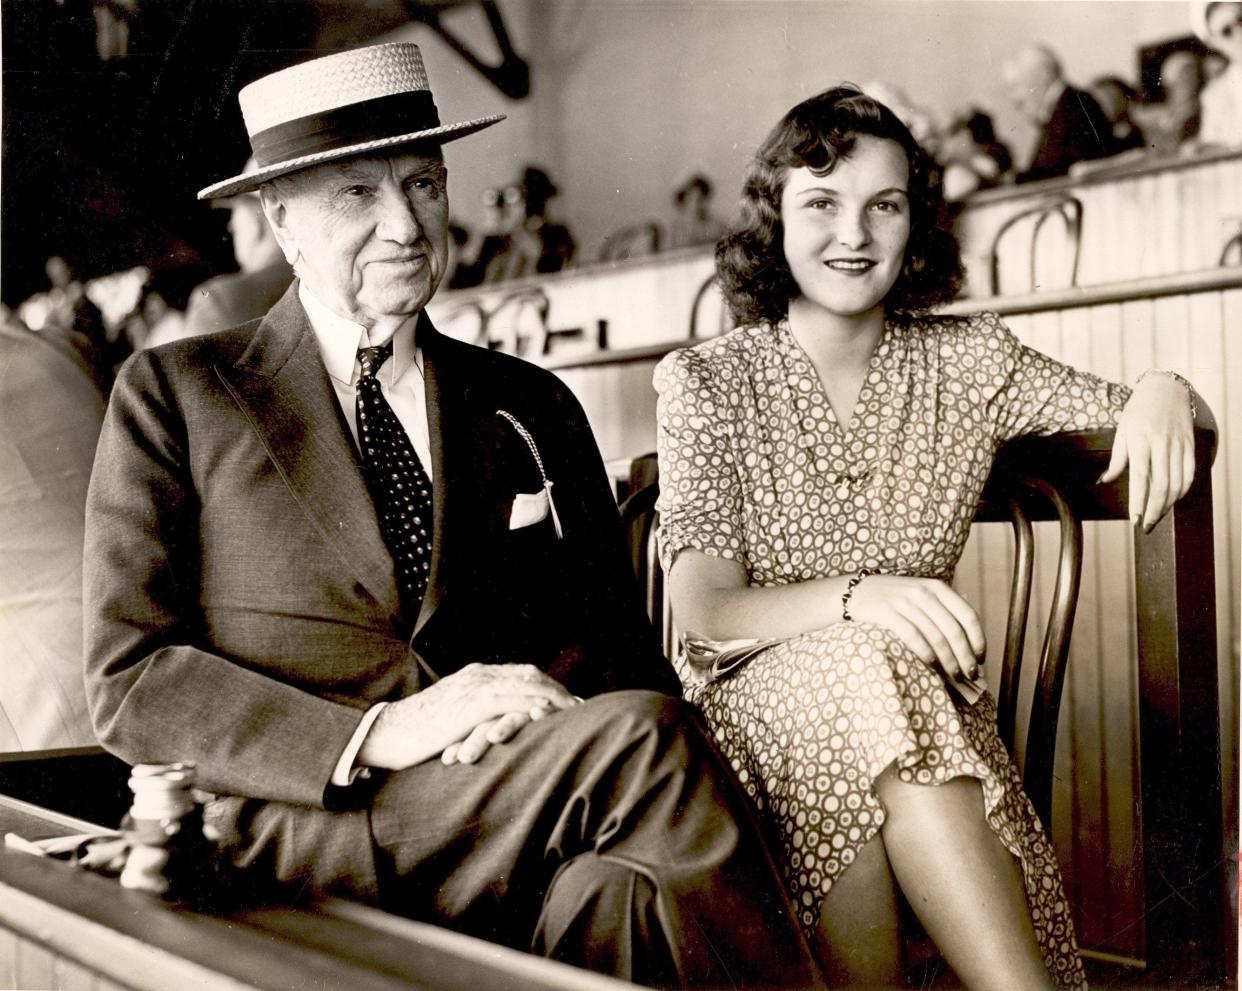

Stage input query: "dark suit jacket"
[
  {"left": 1018, "top": 86, "right": 1117, "bottom": 183},
  {"left": 84, "top": 284, "right": 677, "bottom": 823}
]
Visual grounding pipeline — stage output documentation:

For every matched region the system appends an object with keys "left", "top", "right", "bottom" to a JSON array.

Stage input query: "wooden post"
[{"left": 1133, "top": 427, "right": 1227, "bottom": 985}]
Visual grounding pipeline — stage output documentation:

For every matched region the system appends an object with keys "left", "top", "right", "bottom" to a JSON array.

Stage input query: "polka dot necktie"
[{"left": 356, "top": 343, "right": 433, "bottom": 614}]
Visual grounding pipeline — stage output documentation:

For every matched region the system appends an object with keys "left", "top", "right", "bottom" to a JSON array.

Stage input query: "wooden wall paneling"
[
  {"left": 16, "top": 935, "right": 56, "bottom": 991},
  {"left": 554, "top": 358, "right": 662, "bottom": 463},
  {"left": 1154, "top": 171, "right": 1179, "bottom": 277},
  {"left": 1215, "top": 161, "right": 1242, "bottom": 262},
  {"left": 0, "top": 927, "right": 18, "bottom": 989},
  {"left": 52, "top": 955, "right": 101, "bottom": 991}
]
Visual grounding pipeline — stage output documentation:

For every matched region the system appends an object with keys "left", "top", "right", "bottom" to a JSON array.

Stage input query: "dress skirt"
[{"left": 680, "top": 622, "right": 1088, "bottom": 991}]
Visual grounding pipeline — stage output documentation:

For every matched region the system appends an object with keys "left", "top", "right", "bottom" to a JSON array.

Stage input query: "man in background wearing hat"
[{"left": 83, "top": 42, "right": 823, "bottom": 989}]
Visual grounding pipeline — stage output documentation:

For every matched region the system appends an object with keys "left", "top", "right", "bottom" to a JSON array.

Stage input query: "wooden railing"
[
  {"left": 429, "top": 150, "right": 1242, "bottom": 358},
  {"left": 0, "top": 755, "right": 632, "bottom": 991}
]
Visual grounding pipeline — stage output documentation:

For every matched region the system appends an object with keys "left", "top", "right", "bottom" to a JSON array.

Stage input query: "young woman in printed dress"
[{"left": 654, "top": 87, "right": 1212, "bottom": 991}]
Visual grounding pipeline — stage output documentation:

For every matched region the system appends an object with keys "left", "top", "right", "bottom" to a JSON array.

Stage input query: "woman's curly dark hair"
[{"left": 716, "top": 86, "right": 962, "bottom": 327}]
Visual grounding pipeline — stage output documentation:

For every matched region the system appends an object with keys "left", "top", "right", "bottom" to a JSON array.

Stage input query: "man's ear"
[{"left": 258, "top": 185, "right": 300, "bottom": 267}]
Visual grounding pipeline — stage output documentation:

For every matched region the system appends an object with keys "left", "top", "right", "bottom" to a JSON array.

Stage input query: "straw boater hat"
[{"left": 198, "top": 42, "right": 504, "bottom": 200}]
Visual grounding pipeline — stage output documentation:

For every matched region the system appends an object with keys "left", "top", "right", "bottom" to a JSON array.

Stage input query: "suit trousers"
[
  {"left": 372, "top": 690, "right": 823, "bottom": 988},
  {"left": 218, "top": 691, "right": 823, "bottom": 989}
]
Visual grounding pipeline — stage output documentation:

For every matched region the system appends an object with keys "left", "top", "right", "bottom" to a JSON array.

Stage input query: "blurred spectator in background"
[
  {"left": 1002, "top": 44, "right": 1118, "bottom": 182},
  {"left": 166, "top": 159, "right": 293, "bottom": 346},
  {"left": 127, "top": 279, "right": 186, "bottom": 350},
  {"left": 450, "top": 166, "right": 575, "bottom": 286},
  {"left": 1088, "top": 75, "right": 1148, "bottom": 154},
  {"left": 939, "top": 109, "right": 1013, "bottom": 200},
  {"left": 448, "top": 183, "right": 517, "bottom": 288},
  {"left": 17, "top": 254, "right": 113, "bottom": 393},
  {"left": 0, "top": 310, "right": 103, "bottom": 750},
  {"left": 668, "top": 174, "right": 726, "bottom": 249},
  {"left": 1194, "top": 1, "right": 1242, "bottom": 147},
  {"left": 1131, "top": 51, "right": 1203, "bottom": 154}
]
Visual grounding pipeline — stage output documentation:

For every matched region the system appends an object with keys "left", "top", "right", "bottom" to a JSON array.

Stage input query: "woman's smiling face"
[{"left": 780, "top": 135, "right": 911, "bottom": 324}]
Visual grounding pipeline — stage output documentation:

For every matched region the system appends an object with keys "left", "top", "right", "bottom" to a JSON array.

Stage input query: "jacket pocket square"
[{"left": 509, "top": 489, "right": 550, "bottom": 530}]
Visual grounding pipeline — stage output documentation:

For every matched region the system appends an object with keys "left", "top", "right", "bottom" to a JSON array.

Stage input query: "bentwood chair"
[{"left": 619, "top": 449, "right": 1084, "bottom": 833}]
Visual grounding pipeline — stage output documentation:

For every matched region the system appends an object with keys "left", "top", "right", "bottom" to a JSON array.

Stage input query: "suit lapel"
[
  {"left": 412, "top": 316, "right": 514, "bottom": 640},
  {"left": 217, "top": 286, "right": 400, "bottom": 617}
]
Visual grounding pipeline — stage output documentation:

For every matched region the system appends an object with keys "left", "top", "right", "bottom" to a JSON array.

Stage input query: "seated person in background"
[
  {"left": 1002, "top": 44, "right": 1118, "bottom": 182},
  {"left": 483, "top": 166, "right": 576, "bottom": 282},
  {"left": 668, "top": 174, "right": 727, "bottom": 249},
  {"left": 1130, "top": 51, "right": 1203, "bottom": 155},
  {"left": 18, "top": 254, "right": 113, "bottom": 393},
  {"left": 0, "top": 311, "right": 103, "bottom": 750},
  {"left": 450, "top": 167, "right": 575, "bottom": 285},
  {"left": 1193, "top": 1, "right": 1242, "bottom": 147},
  {"left": 83, "top": 42, "right": 825, "bottom": 991},
  {"left": 170, "top": 159, "right": 294, "bottom": 344},
  {"left": 655, "top": 86, "right": 1212, "bottom": 990},
  {"left": 1087, "top": 75, "right": 1148, "bottom": 154},
  {"left": 939, "top": 109, "right": 1013, "bottom": 200}
]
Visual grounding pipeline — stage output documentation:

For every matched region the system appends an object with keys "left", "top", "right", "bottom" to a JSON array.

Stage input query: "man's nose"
[
  {"left": 376, "top": 185, "right": 422, "bottom": 243},
  {"left": 833, "top": 208, "right": 871, "bottom": 250}
]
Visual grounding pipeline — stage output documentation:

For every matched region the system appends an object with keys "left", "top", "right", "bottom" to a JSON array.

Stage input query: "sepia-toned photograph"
[{"left": 0, "top": 1, "right": 1237, "bottom": 988}]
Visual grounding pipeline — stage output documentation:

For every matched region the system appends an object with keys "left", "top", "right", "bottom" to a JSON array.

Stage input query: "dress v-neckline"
[{"left": 781, "top": 318, "right": 891, "bottom": 444}]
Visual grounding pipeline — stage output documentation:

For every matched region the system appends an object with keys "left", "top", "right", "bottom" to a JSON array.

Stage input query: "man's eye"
[{"left": 341, "top": 185, "right": 371, "bottom": 198}]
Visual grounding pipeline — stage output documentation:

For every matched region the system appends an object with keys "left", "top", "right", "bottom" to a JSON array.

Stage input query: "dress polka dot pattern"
[
  {"left": 654, "top": 312, "right": 1130, "bottom": 991},
  {"left": 357, "top": 343, "right": 434, "bottom": 610}
]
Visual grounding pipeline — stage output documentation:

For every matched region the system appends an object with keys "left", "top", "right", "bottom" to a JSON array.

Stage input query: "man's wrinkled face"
[{"left": 262, "top": 150, "right": 450, "bottom": 327}]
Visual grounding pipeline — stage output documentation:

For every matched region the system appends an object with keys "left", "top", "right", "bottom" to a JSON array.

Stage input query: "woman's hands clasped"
[
  {"left": 1100, "top": 372, "right": 1197, "bottom": 532},
  {"left": 847, "top": 575, "right": 986, "bottom": 684}
]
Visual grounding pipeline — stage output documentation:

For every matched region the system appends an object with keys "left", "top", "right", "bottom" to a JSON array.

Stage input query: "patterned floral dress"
[{"left": 654, "top": 312, "right": 1131, "bottom": 990}]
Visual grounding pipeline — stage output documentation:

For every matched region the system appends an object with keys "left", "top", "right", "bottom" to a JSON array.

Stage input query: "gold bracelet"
[{"left": 1136, "top": 369, "right": 1197, "bottom": 419}]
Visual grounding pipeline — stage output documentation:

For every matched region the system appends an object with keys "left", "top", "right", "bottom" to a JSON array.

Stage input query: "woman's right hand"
[{"left": 847, "top": 575, "right": 986, "bottom": 682}]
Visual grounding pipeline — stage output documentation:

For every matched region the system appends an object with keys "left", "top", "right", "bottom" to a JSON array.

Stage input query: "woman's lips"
[{"left": 824, "top": 259, "right": 876, "bottom": 273}]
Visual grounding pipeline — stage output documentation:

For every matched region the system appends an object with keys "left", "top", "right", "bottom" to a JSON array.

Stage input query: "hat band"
[{"left": 249, "top": 90, "right": 441, "bottom": 169}]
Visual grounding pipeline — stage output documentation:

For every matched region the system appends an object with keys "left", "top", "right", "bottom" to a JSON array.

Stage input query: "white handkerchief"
[{"left": 509, "top": 489, "right": 550, "bottom": 529}]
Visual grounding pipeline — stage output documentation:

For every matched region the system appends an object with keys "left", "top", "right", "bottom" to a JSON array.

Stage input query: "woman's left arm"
[{"left": 1099, "top": 371, "right": 1217, "bottom": 532}]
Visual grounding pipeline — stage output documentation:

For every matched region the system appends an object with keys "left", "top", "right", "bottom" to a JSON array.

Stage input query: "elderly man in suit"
[
  {"left": 1003, "top": 44, "right": 1118, "bottom": 182},
  {"left": 84, "top": 43, "right": 823, "bottom": 989}
]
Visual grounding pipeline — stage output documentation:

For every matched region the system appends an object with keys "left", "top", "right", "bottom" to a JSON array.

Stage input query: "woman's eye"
[
  {"left": 808, "top": 198, "right": 835, "bottom": 211},
  {"left": 871, "top": 200, "right": 903, "bottom": 214}
]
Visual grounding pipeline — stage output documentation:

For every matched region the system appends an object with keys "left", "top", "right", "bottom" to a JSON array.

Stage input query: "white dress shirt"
[
  {"left": 300, "top": 282, "right": 434, "bottom": 480},
  {"left": 298, "top": 283, "right": 433, "bottom": 784}
]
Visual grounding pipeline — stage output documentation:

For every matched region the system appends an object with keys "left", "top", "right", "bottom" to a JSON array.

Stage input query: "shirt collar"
[{"left": 299, "top": 281, "right": 421, "bottom": 385}]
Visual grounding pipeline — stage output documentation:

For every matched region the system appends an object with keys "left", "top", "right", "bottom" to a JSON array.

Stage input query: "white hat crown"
[
  {"left": 239, "top": 43, "right": 431, "bottom": 137},
  {"left": 198, "top": 41, "right": 503, "bottom": 201}
]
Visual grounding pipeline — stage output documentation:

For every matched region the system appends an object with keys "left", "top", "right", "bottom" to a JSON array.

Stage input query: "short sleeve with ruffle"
[{"left": 653, "top": 346, "right": 747, "bottom": 575}]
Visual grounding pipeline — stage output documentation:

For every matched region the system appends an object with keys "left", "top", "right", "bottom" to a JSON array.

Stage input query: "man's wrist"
[{"left": 331, "top": 702, "right": 389, "bottom": 786}]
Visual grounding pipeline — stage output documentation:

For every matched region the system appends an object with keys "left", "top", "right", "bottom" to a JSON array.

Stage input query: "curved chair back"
[
  {"left": 621, "top": 456, "right": 1084, "bottom": 835},
  {"left": 988, "top": 195, "right": 1083, "bottom": 296}
]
